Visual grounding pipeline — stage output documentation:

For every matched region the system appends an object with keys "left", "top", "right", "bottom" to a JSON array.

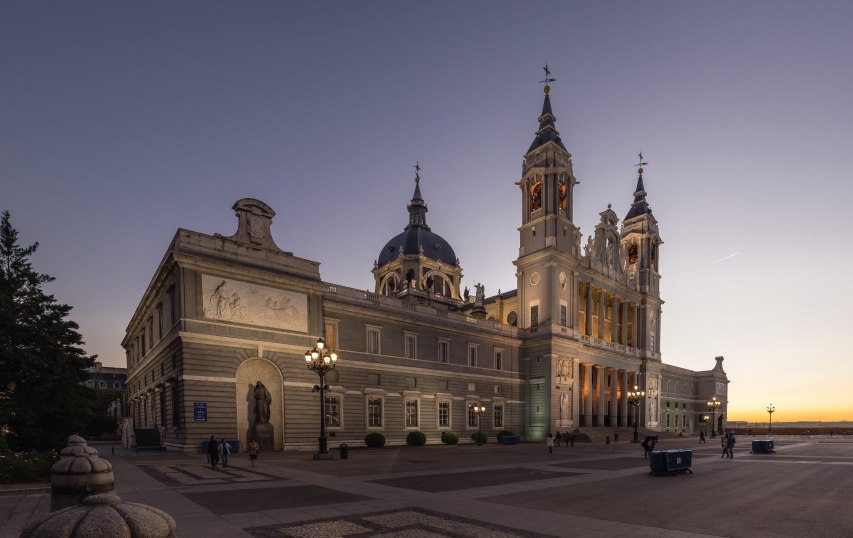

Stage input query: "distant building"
[
  {"left": 84, "top": 361, "right": 128, "bottom": 418},
  {"left": 123, "top": 85, "right": 729, "bottom": 451}
]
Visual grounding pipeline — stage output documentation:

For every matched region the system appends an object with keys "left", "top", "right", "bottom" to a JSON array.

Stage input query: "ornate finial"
[
  {"left": 635, "top": 152, "right": 648, "bottom": 175},
  {"left": 414, "top": 161, "right": 421, "bottom": 184},
  {"left": 539, "top": 63, "right": 557, "bottom": 94}
]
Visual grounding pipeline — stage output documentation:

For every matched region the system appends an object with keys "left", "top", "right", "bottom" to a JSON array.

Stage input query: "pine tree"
[{"left": 0, "top": 210, "right": 95, "bottom": 450}]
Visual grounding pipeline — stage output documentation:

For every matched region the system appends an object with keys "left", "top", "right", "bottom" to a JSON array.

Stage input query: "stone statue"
[
  {"left": 559, "top": 393, "right": 569, "bottom": 420},
  {"left": 474, "top": 283, "right": 485, "bottom": 306},
  {"left": 463, "top": 286, "right": 470, "bottom": 302},
  {"left": 253, "top": 381, "right": 271, "bottom": 424}
]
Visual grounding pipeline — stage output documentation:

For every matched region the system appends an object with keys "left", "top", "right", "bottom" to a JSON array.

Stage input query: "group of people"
[
  {"left": 721, "top": 431, "right": 736, "bottom": 458},
  {"left": 207, "top": 436, "right": 261, "bottom": 468}
]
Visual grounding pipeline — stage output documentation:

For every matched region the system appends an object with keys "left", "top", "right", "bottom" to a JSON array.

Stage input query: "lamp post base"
[{"left": 312, "top": 452, "right": 333, "bottom": 460}]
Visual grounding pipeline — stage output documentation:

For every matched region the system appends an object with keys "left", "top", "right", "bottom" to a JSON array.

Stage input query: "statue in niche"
[
  {"left": 253, "top": 381, "right": 271, "bottom": 424},
  {"left": 560, "top": 393, "right": 570, "bottom": 420},
  {"left": 529, "top": 181, "right": 542, "bottom": 211},
  {"left": 585, "top": 236, "right": 593, "bottom": 257},
  {"left": 463, "top": 286, "right": 470, "bottom": 302}
]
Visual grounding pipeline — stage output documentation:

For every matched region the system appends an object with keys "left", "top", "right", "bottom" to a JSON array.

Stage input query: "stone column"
[
  {"left": 585, "top": 284, "right": 593, "bottom": 336},
  {"left": 583, "top": 362, "right": 593, "bottom": 427},
  {"left": 619, "top": 369, "right": 629, "bottom": 426},
  {"left": 632, "top": 305, "right": 639, "bottom": 348},
  {"left": 621, "top": 302, "right": 629, "bottom": 345},
  {"left": 611, "top": 297, "right": 620, "bottom": 343},
  {"left": 598, "top": 292, "right": 605, "bottom": 340},
  {"left": 609, "top": 367, "right": 618, "bottom": 428},
  {"left": 595, "top": 365, "right": 605, "bottom": 427}
]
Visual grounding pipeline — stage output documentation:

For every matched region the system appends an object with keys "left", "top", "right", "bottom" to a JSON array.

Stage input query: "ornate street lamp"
[
  {"left": 766, "top": 404, "right": 775, "bottom": 436},
  {"left": 626, "top": 385, "right": 645, "bottom": 443},
  {"left": 470, "top": 404, "right": 486, "bottom": 445},
  {"left": 305, "top": 337, "right": 337, "bottom": 459},
  {"left": 707, "top": 396, "right": 721, "bottom": 438}
]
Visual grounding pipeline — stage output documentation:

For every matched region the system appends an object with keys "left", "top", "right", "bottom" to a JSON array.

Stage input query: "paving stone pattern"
[
  {"left": 140, "top": 464, "right": 276, "bottom": 486},
  {"left": 245, "top": 507, "right": 552, "bottom": 537},
  {"left": 369, "top": 467, "right": 584, "bottom": 492}
]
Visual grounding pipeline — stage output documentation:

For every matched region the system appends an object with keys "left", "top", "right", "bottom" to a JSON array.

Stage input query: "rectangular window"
[
  {"left": 494, "top": 349, "right": 503, "bottom": 371},
  {"left": 367, "top": 397, "right": 382, "bottom": 428},
  {"left": 171, "top": 383, "right": 180, "bottom": 428},
  {"left": 560, "top": 304, "right": 567, "bottom": 327},
  {"left": 438, "top": 401, "right": 450, "bottom": 427},
  {"left": 156, "top": 303, "right": 163, "bottom": 339},
  {"left": 530, "top": 305, "right": 539, "bottom": 327},
  {"left": 494, "top": 404, "right": 504, "bottom": 428},
  {"left": 147, "top": 317, "right": 154, "bottom": 348},
  {"left": 367, "top": 327, "right": 381, "bottom": 354},
  {"left": 438, "top": 340, "right": 449, "bottom": 363},
  {"left": 140, "top": 331, "right": 146, "bottom": 356},
  {"left": 468, "top": 406, "right": 478, "bottom": 427},
  {"left": 325, "top": 395, "right": 341, "bottom": 427},
  {"left": 404, "top": 333, "right": 417, "bottom": 359},
  {"left": 467, "top": 344, "right": 478, "bottom": 367},
  {"left": 324, "top": 319, "right": 339, "bottom": 349},
  {"left": 405, "top": 400, "right": 419, "bottom": 427}
]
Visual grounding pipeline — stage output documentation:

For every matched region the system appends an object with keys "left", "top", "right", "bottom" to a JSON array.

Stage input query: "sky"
[{"left": 2, "top": 1, "right": 851, "bottom": 423}]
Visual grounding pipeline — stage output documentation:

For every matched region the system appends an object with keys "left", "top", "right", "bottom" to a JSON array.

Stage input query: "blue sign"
[{"left": 194, "top": 402, "right": 207, "bottom": 422}]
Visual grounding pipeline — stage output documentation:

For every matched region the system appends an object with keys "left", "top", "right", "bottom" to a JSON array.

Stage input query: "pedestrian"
[
  {"left": 699, "top": 431, "right": 705, "bottom": 444},
  {"left": 641, "top": 437, "right": 651, "bottom": 458},
  {"left": 613, "top": 431, "right": 619, "bottom": 443},
  {"left": 207, "top": 435, "right": 219, "bottom": 469},
  {"left": 726, "top": 432, "right": 736, "bottom": 458},
  {"left": 554, "top": 430, "right": 562, "bottom": 447},
  {"left": 248, "top": 438, "right": 259, "bottom": 467},
  {"left": 547, "top": 433, "right": 554, "bottom": 454},
  {"left": 720, "top": 433, "right": 729, "bottom": 458},
  {"left": 569, "top": 432, "right": 574, "bottom": 447},
  {"left": 219, "top": 438, "right": 230, "bottom": 467}
]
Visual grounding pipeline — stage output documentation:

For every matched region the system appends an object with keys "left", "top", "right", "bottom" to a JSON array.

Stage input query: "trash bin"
[
  {"left": 340, "top": 443, "right": 348, "bottom": 459},
  {"left": 751, "top": 439, "right": 774, "bottom": 453}
]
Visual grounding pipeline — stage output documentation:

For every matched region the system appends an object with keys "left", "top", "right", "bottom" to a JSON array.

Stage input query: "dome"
[
  {"left": 377, "top": 175, "right": 458, "bottom": 267},
  {"left": 378, "top": 227, "right": 457, "bottom": 266}
]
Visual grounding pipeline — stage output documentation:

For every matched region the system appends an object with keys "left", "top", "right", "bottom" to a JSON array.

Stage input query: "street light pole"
[
  {"left": 767, "top": 404, "right": 775, "bottom": 436},
  {"left": 626, "top": 385, "right": 645, "bottom": 443},
  {"left": 470, "top": 404, "right": 486, "bottom": 445},
  {"left": 707, "top": 396, "right": 721, "bottom": 438},
  {"left": 305, "top": 338, "right": 338, "bottom": 459}
]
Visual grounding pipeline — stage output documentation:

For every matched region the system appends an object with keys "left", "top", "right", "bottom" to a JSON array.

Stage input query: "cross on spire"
[{"left": 414, "top": 161, "right": 421, "bottom": 183}]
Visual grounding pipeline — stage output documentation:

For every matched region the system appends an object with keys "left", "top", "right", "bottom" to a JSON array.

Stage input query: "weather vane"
[
  {"left": 635, "top": 152, "right": 648, "bottom": 175},
  {"left": 414, "top": 161, "right": 421, "bottom": 183},
  {"left": 539, "top": 63, "right": 557, "bottom": 86}
]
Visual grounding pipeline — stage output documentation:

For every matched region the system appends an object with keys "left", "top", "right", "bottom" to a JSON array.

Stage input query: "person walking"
[
  {"left": 641, "top": 437, "right": 654, "bottom": 458},
  {"left": 699, "top": 431, "right": 706, "bottom": 444},
  {"left": 546, "top": 433, "right": 554, "bottom": 454},
  {"left": 218, "top": 438, "right": 230, "bottom": 468},
  {"left": 207, "top": 435, "right": 219, "bottom": 469},
  {"left": 721, "top": 433, "right": 729, "bottom": 458},
  {"left": 726, "top": 432, "right": 736, "bottom": 458},
  {"left": 248, "top": 438, "right": 260, "bottom": 467},
  {"left": 554, "top": 431, "right": 562, "bottom": 447},
  {"left": 613, "top": 431, "right": 619, "bottom": 443}
]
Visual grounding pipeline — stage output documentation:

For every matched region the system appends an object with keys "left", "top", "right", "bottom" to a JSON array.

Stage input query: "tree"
[{"left": 0, "top": 210, "right": 95, "bottom": 450}]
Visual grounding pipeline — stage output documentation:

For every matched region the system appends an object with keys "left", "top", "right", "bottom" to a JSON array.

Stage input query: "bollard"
[
  {"left": 51, "top": 435, "right": 114, "bottom": 512},
  {"left": 606, "top": 436, "right": 610, "bottom": 445},
  {"left": 340, "top": 443, "right": 349, "bottom": 459}
]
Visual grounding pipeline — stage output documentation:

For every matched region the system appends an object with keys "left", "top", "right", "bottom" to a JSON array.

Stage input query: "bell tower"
[
  {"left": 620, "top": 155, "right": 664, "bottom": 356},
  {"left": 515, "top": 69, "right": 582, "bottom": 330}
]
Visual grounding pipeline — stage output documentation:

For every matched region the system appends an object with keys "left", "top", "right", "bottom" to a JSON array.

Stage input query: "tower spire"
[
  {"left": 407, "top": 162, "right": 429, "bottom": 229},
  {"left": 625, "top": 153, "right": 653, "bottom": 220},
  {"left": 528, "top": 65, "right": 566, "bottom": 154}
]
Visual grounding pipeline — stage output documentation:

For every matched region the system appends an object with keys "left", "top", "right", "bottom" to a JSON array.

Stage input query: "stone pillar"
[
  {"left": 609, "top": 367, "right": 619, "bottom": 428},
  {"left": 598, "top": 292, "right": 605, "bottom": 339},
  {"left": 585, "top": 284, "right": 593, "bottom": 336},
  {"left": 583, "top": 362, "right": 593, "bottom": 427},
  {"left": 632, "top": 305, "right": 639, "bottom": 348},
  {"left": 50, "top": 435, "right": 114, "bottom": 512},
  {"left": 621, "top": 302, "right": 629, "bottom": 345},
  {"left": 619, "top": 369, "right": 629, "bottom": 426},
  {"left": 595, "top": 365, "right": 605, "bottom": 427},
  {"left": 611, "top": 297, "right": 619, "bottom": 342}
]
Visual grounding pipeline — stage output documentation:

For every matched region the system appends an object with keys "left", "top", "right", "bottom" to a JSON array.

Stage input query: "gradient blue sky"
[{"left": 3, "top": 1, "right": 851, "bottom": 422}]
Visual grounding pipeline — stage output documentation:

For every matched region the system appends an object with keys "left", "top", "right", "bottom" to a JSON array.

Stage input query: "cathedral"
[{"left": 122, "top": 83, "right": 729, "bottom": 451}]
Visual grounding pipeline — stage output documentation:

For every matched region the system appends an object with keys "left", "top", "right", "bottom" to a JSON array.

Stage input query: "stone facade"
[{"left": 122, "top": 88, "right": 728, "bottom": 451}]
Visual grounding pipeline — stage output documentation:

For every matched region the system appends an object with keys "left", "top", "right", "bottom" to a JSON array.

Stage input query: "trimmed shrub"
[
  {"left": 364, "top": 432, "right": 386, "bottom": 448},
  {"left": 440, "top": 431, "right": 459, "bottom": 445},
  {"left": 496, "top": 430, "right": 514, "bottom": 441},
  {"left": 470, "top": 431, "right": 488, "bottom": 444},
  {"left": 406, "top": 431, "right": 426, "bottom": 446}
]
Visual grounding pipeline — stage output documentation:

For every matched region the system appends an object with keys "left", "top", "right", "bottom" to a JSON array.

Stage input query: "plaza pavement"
[{"left": 2, "top": 435, "right": 852, "bottom": 537}]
